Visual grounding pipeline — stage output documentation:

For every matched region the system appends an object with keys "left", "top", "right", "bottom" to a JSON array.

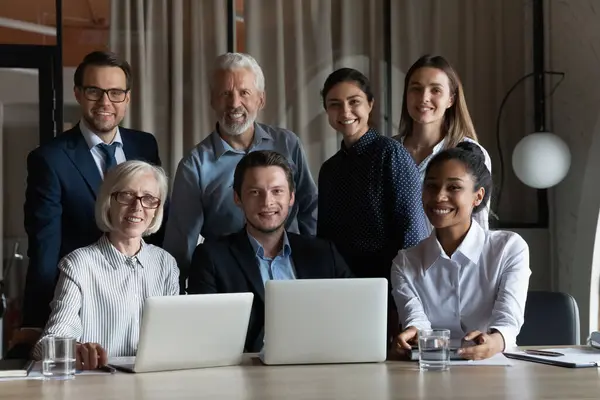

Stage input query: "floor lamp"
[{"left": 495, "top": 0, "right": 570, "bottom": 227}]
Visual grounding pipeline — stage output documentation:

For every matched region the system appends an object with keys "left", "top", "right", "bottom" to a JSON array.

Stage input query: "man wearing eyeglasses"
[{"left": 9, "top": 51, "right": 164, "bottom": 357}]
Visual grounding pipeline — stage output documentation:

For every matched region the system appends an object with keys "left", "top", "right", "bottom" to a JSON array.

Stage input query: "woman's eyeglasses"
[{"left": 112, "top": 191, "right": 161, "bottom": 209}]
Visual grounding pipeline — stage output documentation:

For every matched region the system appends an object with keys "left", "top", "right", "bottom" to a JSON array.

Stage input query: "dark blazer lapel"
[
  {"left": 230, "top": 230, "right": 265, "bottom": 302},
  {"left": 289, "top": 233, "right": 325, "bottom": 279},
  {"left": 63, "top": 125, "right": 102, "bottom": 197},
  {"left": 120, "top": 127, "right": 141, "bottom": 160}
]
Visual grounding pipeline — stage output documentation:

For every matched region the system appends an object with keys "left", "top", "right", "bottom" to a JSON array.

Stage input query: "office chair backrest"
[{"left": 517, "top": 291, "right": 580, "bottom": 346}]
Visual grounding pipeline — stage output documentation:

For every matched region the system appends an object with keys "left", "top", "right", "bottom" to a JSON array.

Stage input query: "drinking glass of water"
[
  {"left": 42, "top": 336, "right": 76, "bottom": 379},
  {"left": 418, "top": 329, "right": 450, "bottom": 371}
]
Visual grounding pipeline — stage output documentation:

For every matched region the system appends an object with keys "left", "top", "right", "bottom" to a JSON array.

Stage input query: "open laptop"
[
  {"left": 109, "top": 293, "right": 253, "bottom": 373},
  {"left": 260, "top": 278, "right": 388, "bottom": 365}
]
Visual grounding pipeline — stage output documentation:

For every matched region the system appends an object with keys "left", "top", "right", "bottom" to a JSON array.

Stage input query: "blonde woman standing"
[{"left": 394, "top": 55, "right": 492, "bottom": 230}]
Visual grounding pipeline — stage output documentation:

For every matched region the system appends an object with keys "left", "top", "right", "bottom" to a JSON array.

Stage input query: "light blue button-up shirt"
[
  {"left": 164, "top": 122, "right": 318, "bottom": 277},
  {"left": 247, "top": 231, "right": 296, "bottom": 285}
]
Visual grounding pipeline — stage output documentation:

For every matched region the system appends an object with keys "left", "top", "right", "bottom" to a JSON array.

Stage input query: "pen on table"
[{"left": 524, "top": 349, "right": 564, "bottom": 357}]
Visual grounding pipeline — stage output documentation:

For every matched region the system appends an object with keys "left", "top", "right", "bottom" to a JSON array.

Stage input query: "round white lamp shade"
[{"left": 512, "top": 132, "right": 571, "bottom": 189}]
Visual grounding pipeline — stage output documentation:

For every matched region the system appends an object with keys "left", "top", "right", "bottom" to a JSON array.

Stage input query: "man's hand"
[
  {"left": 76, "top": 343, "right": 108, "bottom": 370},
  {"left": 457, "top": 330, "right": 505, "bottom": 360}
]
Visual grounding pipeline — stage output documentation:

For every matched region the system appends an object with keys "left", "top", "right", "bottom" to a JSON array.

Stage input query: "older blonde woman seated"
[{"left": 32, "top": 160, "right": 179, "bottom": 369}]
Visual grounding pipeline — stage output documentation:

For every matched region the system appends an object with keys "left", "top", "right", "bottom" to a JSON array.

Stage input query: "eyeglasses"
[
  {"left": 80, "top": 86, "right": 129, "bottom": 103},
  {"left": 112, "top": 191, "right": 161, "bottom": 209}
]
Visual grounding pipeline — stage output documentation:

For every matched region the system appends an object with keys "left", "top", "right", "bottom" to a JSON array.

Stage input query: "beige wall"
[
  {"left": 0, "top": 67, "right": 82, "bottom": 265},
  {"left": 3, "top": 106, "right": 38, "bottom": 241},
  {"left": 547, "top": 0, "right": 600, "bottom": 340},
  {"left": 2, "top": 105, "right": 35, "bottom": 304},
  {"left": 0, "top": 68, "right": 77, "bottom": 279}
]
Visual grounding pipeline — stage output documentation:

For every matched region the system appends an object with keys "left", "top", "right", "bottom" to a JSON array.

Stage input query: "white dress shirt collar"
[
  {"left": 398, "top": 134, "right": 447, "bottom": 170},
  {"left": 79, "top": 119, "right": 123, "bottom": 150},
  {"left": 391, "top": 221, "right": 531, "bottom": 350},
  {"left": 431, "top": 136, "right": 448, "bottom": 153},
  {"left": 423, "top": 220, "right": 485, "bottom": 270},
  {"left": 97, "top": 234, "right": 150, "bottom": 269}
]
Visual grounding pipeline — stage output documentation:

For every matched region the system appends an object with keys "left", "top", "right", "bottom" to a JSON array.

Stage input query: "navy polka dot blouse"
[{"left": 317, "top": 128, "right": 429, "bottom": 280}]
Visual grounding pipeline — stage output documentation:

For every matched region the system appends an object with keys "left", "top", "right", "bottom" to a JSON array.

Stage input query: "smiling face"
[
  {"left": 211, "top": 68, "right": 265, "bottom": 137},
  {"left": 324, "top": 81, "right": 373, "bottom": 142},
  {"left": 108, "top": 171, "right": 160, "bottom": 240},
  {"left": 406, "top": 67, "right": 454, "bottom": 128},
  {"left": 74, "top": 66, "right": 130, "bottom": 135},
  {"left": 234, "top": 166, "right": 295, "bottom": 235},
  {"left": 422, "top": 159, "right": 484, "bottom": 230}
]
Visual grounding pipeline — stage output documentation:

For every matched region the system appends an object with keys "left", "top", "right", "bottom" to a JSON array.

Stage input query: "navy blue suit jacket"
[
  {"left": 187, "top": 230, "right": 353, "bottom": 352},
  {"left": 22, "top": 124, "right": 164, "bottom": 328}
]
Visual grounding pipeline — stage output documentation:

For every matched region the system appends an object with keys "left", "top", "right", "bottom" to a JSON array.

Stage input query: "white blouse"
[
  {"left": 395, "top": 135, "right": 492, "bottom": 232},
  {"left": 32, "top": 235, "right": 180, "bottom": 360},
  {"left": 391, "top": 220, "right": 530, "bottom": 350}
]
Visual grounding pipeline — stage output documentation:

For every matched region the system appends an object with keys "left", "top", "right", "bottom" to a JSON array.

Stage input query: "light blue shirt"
[
  {"left": 247, "top": 231, "right": 296, "bottom": 285},
  {"left": 164, "top": 122, "right": 318, "bottom": 276}
]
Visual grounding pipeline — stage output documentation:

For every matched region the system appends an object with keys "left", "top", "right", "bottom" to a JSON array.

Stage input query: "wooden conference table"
[{"left": 1, "top": 352, "right": 599, "bottom": 400}]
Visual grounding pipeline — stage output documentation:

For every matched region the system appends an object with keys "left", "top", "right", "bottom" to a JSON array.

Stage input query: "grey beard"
[{"left": 219, "top": 114, "right": 256, "bottom": 136}]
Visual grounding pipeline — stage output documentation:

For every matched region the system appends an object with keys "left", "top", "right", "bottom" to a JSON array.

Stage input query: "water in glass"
[
  {"left": 418, "top": 329, "right": 450, "bottom": 371},
  {"left": 42, "top": 357, "right": 76, "bottom": 377},
  {"left": 42, "top": 337, "right": 76, "bottom": 378}
]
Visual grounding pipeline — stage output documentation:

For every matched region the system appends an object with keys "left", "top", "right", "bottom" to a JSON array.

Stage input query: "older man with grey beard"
[{"left": 163, "top": 52, "right": 318, "bottom": 293}]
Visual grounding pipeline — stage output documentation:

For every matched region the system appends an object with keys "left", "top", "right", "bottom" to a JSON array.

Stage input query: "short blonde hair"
[{"left": 95, "top": 160, "right": 168, "bottom": 236}]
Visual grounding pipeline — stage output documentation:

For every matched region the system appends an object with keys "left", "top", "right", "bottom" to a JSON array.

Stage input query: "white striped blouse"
[{"left": 32, "top": 235, "right": 179, "bottom": 360}]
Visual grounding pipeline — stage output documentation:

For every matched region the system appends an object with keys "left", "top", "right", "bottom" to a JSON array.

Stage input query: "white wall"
[
  {"left": 0, "top": 67, "right": 76, "bottom": 105},
  {"left": 547, "top": 0, "right": 600, "bottom": 341},
  {"left": 0, "top": 68, "right": 79, "bottom": 260},
  {"left": 3, "top": 105, "right": 38, "bottom": 257}
]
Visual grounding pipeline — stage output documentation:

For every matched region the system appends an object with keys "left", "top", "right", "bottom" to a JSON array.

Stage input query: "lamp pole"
[
  {"left": 384, "top": 0, "right": 392, "bottom": 136},
  {"left": 533, "top": 0, "right": 549, "bottom": 227}
]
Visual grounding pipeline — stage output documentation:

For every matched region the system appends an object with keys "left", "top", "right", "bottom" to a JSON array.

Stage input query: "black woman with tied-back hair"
[{"left": 392, "top": 142, "right": 530, "bottom": 361}]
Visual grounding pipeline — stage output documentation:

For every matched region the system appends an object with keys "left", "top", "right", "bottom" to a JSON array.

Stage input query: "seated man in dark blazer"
[
  {"left": 11, "top": 51, "right": 166, "bottom": 355},
  {"left": 187, "top": 150, "right": 353, "bottom": 352}
]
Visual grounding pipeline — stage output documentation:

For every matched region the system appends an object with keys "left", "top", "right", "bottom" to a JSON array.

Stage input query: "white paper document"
[
  {"left": 450, "top": 353, "right": 513, "bottom": 366},
  {"left": 505, "top": 347, "right": 600, "bottom": 367},
  {"left": 0, "top": 361, "right": 117, "bottom": 382}
]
